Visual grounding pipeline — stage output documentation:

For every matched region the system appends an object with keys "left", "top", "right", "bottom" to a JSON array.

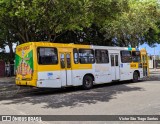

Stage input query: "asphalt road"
[{"left": 0, "top": 70, "right": 160, "bottom": 124}]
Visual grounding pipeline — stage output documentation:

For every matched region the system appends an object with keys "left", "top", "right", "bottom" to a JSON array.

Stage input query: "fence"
[
  {"left": 5, "top": 63, "right": 15, "bottom": 77},
  {"left": 0, "top": 60, "right": 5, "bottom": 77}
]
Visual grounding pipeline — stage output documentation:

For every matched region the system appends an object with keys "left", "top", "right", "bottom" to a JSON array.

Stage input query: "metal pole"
[{"left": 154, "top": 47, "right": 156, "bottom": 71}]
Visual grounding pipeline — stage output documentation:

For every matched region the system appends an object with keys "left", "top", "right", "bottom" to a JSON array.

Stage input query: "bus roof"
[{"left": 16, "top": 42, "right": 142, "bottom": 51}]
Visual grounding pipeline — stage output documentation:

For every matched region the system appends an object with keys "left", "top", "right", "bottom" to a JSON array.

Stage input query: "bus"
[{"left": 15, "top": 42, "right": 148, "bottom": 89}]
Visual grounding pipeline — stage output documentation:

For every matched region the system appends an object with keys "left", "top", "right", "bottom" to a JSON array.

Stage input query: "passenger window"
[
  {"left": 120, "top": 51, "right": 132, "bottom": 63},
  {"left": 132, "top": 51, "right": 140, "bottom": 62},
  {"left": 79, "top": 49, "right": 95, "bottom": 64},
  {"left": 37, "top": 47, "right": 58, "bottom": 65},
  {"left": 95, "top": 50, "right": 109, "bottom": 63}
]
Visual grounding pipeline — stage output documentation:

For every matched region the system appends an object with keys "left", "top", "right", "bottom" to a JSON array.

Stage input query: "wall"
[{"left": 0, "top": 60, "right": 5, "bottom": 77}]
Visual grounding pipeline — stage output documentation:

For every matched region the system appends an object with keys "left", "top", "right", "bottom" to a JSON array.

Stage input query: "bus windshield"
[{"left": 132, "top": 51, "right": 140, "bottom": 62}]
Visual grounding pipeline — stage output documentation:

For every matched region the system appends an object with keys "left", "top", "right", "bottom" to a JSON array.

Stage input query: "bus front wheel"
[
  {"left": 83, "top": 75, "right": 93, "bottom": 90},
  {"left": 132, "top": 71, "right": 139, "bottom": 83}
]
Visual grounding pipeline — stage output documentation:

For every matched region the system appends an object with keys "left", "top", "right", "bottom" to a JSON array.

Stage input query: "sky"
[
  {"left": 3, "top": 43, "right": 160, "bottom": 56},
  {"left": 3, "top": 43, "right": 17, "bottom": 53},
  {"left": 140, "top": 43, "right": 160, "bottom": 56}
]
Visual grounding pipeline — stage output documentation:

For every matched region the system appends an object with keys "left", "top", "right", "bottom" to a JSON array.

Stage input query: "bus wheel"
[
  {"left": 132, "top": 71, "right": 139, "bottom": 83},
  {"left": 83, "top": 75, "right": 93, "bottom": 90}
]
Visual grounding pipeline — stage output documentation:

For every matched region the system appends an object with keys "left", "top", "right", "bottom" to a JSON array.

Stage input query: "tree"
[
  {"left": 0, "top": 24, "right": 18, "bottom": 60},
  {"left": 0, "top": 0, "right": 160, "bottom": 49},
  {"left": 100, "top": 0, "right": 160, "bottom": 47},
  {"left": 0, "top": 0, "right": 94, "bottom": 43}
]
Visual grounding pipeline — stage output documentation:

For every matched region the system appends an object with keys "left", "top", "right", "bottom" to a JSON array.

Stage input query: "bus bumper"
[{"left": 16, "top": 80, "right": 36, "bottom": 87}]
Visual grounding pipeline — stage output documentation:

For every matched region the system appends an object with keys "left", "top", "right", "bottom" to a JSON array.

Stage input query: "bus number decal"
[
  {"left": 47, "top": 73, "right": 53, "bottom": 76},
  {"left": 130, "top": 63, "right": 138, "bottom": 69}
]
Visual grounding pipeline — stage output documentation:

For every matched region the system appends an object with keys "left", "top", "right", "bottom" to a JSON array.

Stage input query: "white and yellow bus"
[{"left": 15, "top": 42, "right": 148, "bottom": 89}]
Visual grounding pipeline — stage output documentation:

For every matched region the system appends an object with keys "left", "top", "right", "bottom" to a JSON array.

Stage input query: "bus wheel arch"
[
  {"left": 132, "top": 70, "right": 140, "bottom": 83},
  {"left": 82, "top": 74, "right": 94, "bottom": 90}
]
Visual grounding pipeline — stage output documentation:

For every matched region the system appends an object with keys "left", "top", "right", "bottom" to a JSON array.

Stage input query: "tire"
[
  {"left": 82, "top": 75, "right": 93, "bottom": 90},
  {"left": 132, "top": 71, "right": 139, "bottom": 83}
]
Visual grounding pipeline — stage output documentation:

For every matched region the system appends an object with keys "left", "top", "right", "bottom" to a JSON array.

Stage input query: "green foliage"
[
  {"left": 0, "top": 52, "right": 12, "bottom": 61},
  {"left": 0, "top": 0, "right": 94, "bottom": 42},
  {"left": 0, "top": 0, "right": 160, "bottom": 48},
  {"left": 101, "top": 0, "right": 160, "bottom": 47}
]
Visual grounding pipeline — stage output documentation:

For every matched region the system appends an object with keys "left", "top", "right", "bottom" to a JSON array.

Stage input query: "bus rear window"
[
  {"left": 37, "top": 47, "right": 58, "bottom": 65},
  {"left": 120, "top": 50, "right": 132, "bottom": 63}
]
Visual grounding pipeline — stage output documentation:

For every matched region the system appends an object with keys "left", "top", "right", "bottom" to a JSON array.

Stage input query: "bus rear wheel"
[
  {"left": 83, "top": 75, "right": 93, "bottom": 90},
  {"left": 132, "top": 71, "right": 139, "bottom": 83}
]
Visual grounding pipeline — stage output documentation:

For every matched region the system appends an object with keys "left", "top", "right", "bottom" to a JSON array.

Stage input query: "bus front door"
[
  {"left": 110, "top": 54, "right": 120, "bottom": 80},
  {"left": 60, "top": 53, "right": 72, "bottom": 87}
]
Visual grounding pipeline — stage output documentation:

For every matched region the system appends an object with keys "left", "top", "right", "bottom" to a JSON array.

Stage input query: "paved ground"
[{"left": 0, "top": 69, "right": 160, "bottom": 124}]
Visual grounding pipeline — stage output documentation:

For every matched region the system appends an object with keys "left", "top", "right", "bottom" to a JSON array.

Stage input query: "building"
[{"left": 149, "top": 55, "right": 160, "bottom": 69}]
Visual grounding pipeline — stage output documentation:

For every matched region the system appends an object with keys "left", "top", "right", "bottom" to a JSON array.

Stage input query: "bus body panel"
[
  {"left": 71, "top": 69, "right": 94, "bottom": 86},
  {"left": 36, "top": 43, "right": 92, "bottom": 88},
  {"left": 37, "top": 71, "right": 61, "bottom": 88},
  {"left": 15, "top": 42, "right": 37, "bottom": 87},
  {"left": 138, "top": 69, "right": 143, "bottom": 79},
  {"left": 119, "top": 63, "right": 133, "bottom": 81},
  {"left": 94, "top": 64, "right": 112, "bottom": 83}
]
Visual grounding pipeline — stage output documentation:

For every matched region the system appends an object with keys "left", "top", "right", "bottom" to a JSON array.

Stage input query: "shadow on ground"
[{"left": 1, "top": 81, "right": 144, "bottom": 109}]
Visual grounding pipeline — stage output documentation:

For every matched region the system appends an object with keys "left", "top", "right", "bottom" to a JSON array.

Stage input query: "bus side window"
[
  {"left": 120, "top": 50, "right": 132, "bottom": 63},
  {"left": 95, "top": 50, "right": 109, "bottom": 63},
  {"left": 73, "top": 48, "right": 79, "bottom": 64},
  {"left": 132, "top": 51, "right": 140, "bottom": 62},
  {"left": 95, "top": 50, "right": 101, "bottom": 63},
  {"left": 37, "top": 47, "right": 58, "bottom": 65},
  {"left": 79, "top": 49, "right": 95, "bottom": 64}
]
